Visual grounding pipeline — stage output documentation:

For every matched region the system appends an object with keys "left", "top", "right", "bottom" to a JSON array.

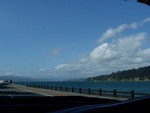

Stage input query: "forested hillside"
[{"left": 87, "top": 66, "right": 150, "bottom": 81}]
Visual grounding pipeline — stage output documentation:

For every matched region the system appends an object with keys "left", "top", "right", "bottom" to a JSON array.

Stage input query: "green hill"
[{"left": 87, "top": 66, "right": 150, "bottom": 81}]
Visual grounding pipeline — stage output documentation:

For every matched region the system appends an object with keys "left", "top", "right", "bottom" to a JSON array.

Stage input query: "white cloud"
[
  {"left": 97, "top": 24, "right": 128, "bottom": 43},
  {"left": 91, "top": 33, "right": 146, "bottom": 62},
  {"left": 53, "top": 31, "right": 150, "bottom": 80},
  {"left": 90, "top": 43, "right": 118, "bottom": 61},
  {"left": 142, "top": 17, "right": 150, "bottom": 24},
  {"left": 56, "top": 63, "right": 74, "bottom": 70},
  {"left": 141, "top": 49, "right": 150, "bottom": 57},
  {"left": 137, "top": 48, "right": 150, "bottom": 63},
  {"left": 116, "top": 33, "right": 146, "bottom": 52},
  {"left": 97, "top": 17, "right": 150, "bottom": 43},
  {"left": 4, "top": 71, "right": 14, "bottom": 76}
]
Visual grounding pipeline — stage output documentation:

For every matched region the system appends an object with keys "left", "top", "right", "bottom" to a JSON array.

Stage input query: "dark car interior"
[{"left": 0, "top": 94, "right": 149, "bottom": 113}]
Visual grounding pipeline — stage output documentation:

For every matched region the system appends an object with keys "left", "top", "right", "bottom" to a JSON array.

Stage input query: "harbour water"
[{"left": 16, "top": 81, "right": 150, "bottom": 94}]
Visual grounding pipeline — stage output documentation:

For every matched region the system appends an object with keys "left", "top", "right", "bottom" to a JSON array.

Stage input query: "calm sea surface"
[{"left": 16, "top": 81, "right": 150, "bottom": 94}]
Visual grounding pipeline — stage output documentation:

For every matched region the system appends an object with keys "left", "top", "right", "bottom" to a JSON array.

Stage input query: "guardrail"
[{"left": 26, "top": 84, "right": 150, "bottom": 99}]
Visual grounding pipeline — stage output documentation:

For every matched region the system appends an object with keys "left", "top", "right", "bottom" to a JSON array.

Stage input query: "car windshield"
[{"left": 0, "top": 0, "right": 150, "bottom": 112}]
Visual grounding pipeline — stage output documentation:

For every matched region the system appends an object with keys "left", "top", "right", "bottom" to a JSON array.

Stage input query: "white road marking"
[{"left": 9, "top": 95, "right": 15, "bottom": 98}]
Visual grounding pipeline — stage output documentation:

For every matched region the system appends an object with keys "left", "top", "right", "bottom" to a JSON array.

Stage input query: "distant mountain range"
[
  {"left": 0, "top": 75, "right": 86, "bottom": 82},
  {"left": 0, "top": 76, "right": 53, "bottom": 82},
  {"left": 87, "top": 66, "right": 150, "bottom": 82},
  {"left": 0, "top": 76, "right": 35, "bottom": 82}
]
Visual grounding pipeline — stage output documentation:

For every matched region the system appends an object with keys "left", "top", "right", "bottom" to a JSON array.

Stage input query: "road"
[
  {"left": 0, "top": 84, "right": 124, "bottom": 113},
  {"left": 0, "top": 85, "right": 43, "bottom": 98},
  {"left": 8, "top": 84, "right": 127, "bottom": 101},
  {"left": 0, "top": 84, "right": 128, "bottom": 101}
]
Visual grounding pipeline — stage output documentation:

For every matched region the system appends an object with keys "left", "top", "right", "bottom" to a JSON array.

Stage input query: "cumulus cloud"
[
  {"left": 90, "top": 43, "right": 118, "bottom": 61},
  {"left": 90, "top": 33, "right": 147, "bottom": 64},
  {"left": 142, "top": 17, "right": 150, "bottom": 24},
  {"left": 54, "top": 32, "right": 150, "bottom": 80},
  {"left": 97, "top": 17, "right": 150, "bottom": 43},
  {"left": 137, "top": 48, "right": 150, "bottom": 63},
  {"left": 97, "top": 24, "right": 128, "bottom": 43}
]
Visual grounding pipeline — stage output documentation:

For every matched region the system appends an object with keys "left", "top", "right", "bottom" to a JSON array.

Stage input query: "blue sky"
[{"left": 0, "top": 0, "right": 150, "bottom": 80}]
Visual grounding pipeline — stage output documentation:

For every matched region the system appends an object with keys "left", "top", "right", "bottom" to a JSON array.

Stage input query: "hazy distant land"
[{"left": 0, "top": 66, "right": 150, "bottom": 82}]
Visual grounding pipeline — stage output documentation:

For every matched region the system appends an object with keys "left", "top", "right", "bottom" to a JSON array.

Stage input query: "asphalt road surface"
[{"left": 0, "top": 85, "right": 44, "bottom": 98}]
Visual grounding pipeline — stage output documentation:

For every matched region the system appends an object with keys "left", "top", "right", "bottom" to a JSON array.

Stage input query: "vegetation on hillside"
[{"left": 87, "top": 66, "right": 150, "bottom": 81}]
